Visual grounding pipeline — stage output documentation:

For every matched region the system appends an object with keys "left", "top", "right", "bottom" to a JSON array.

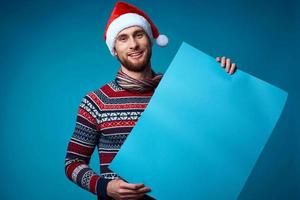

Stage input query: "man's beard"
[{"left": 117, "top": 48, "right": 152, "bottom": 73}]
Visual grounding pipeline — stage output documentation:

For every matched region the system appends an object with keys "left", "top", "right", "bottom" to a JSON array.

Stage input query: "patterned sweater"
[{"left": 65, "top": 81, "right": 155, "bottom": 199}]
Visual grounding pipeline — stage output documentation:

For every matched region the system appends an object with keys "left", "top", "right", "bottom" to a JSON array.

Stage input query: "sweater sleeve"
[{"left": 64, "top": 94, "right": 112, "bottom": 199}]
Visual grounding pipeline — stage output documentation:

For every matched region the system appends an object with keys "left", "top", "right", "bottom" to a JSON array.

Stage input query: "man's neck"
[{"left": 120, "top": 64, "right": 153, "bottom": 80}]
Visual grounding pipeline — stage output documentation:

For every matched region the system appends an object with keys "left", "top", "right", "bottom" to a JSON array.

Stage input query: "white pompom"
[{"left": 156, "top": 34, "right": 169, "bottom": 47}]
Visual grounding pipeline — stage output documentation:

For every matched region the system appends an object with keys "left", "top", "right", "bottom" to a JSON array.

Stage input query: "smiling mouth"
[{"left": 128, "top": 51, "right": 144, "bottom": 59}]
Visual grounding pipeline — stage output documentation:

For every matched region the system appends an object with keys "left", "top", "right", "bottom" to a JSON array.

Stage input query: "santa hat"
[{"left": 104, "top": 1, "right": 168, "bottom": 55}]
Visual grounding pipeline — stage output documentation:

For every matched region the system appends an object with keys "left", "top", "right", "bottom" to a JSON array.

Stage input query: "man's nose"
[{"left": 128, "top": 37, "right": 138, "bottom": 49}]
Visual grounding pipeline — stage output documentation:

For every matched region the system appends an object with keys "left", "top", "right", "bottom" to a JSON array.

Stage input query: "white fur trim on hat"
[
  {"left": 156, "top": 34, "right": 168, "bottom": 46},
  {"left": 106, "top": 13, "right": 153, "bottom": 55}
]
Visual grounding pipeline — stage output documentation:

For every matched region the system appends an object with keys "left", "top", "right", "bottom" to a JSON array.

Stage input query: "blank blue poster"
[{"left": 109, "top": 42, "right": 288, "bottom": 199}]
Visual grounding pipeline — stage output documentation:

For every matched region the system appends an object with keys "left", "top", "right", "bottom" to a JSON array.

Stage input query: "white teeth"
[
  {"left": 129, "top": 51, "right": 142, "bottom": 56},
  {"left": 129, "top": 51, "right": 143, "bottom": 58}
]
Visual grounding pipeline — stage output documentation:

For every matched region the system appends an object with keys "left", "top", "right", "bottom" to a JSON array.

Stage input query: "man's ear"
[
  {"left": 113, "top": 48, "right": 117, "bottom": 56},
  {"left": 147, "top": 35, "right": 153, "bottom": 47}
]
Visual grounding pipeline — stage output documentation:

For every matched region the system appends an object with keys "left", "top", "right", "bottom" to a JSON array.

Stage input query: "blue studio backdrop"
[{"left": 0, "top": 0, "right": 298, "bottom": 199}]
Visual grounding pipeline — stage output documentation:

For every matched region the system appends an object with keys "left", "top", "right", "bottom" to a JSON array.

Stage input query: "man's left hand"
[{"left": 216, "top": 56, "right": 237, "bottom": 75}]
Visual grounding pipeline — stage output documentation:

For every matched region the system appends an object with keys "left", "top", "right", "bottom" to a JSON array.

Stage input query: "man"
[{"left": 64, "top": 2, "right": 237, "bottom": 200}]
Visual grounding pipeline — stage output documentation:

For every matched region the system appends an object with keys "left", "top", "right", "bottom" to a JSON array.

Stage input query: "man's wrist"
[{"left": 97, "top": 178, "right": 113, "bottom": 199}]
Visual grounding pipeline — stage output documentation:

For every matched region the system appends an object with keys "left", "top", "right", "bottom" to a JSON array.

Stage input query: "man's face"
[{"left": 114, "top": 26, "right": 152, "bottom": 72}]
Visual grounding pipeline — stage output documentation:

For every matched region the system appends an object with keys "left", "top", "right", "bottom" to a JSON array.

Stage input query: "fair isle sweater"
[{"left": 65, "top": 80, "right": 155, "bottom": 199}]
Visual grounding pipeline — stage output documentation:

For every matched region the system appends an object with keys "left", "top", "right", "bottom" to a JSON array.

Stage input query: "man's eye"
[
  {"left": 119, "top": 36, "right": 127, "bottom": 41},
  {"left": 136, "top": 33, "right": 144, "bottom": 38}
]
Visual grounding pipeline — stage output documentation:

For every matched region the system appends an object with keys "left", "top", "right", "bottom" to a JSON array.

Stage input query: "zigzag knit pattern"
[{"left": 65, "top": 81, "right": 155, "bottom": 199}]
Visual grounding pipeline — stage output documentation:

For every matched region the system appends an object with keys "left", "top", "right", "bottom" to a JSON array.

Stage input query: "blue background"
[{"left": 0, "top": 0, "right": 298, "bottom": 199}]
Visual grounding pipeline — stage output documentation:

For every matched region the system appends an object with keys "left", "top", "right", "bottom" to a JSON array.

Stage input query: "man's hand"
[
  {"left": 216, "top": 56, "right": 237, "bottom": 75},
  {"left": 107, "top": 178, "right": 151, "bottom": 200}
]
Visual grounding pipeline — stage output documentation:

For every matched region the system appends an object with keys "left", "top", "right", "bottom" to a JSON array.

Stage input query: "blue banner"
[{"left": 110, "top": 42, "right": 288, "bottom": 199}]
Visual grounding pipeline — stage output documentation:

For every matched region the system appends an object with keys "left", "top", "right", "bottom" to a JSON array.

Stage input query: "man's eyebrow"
[
  {"left": 117, "top": 30, "right": 145, "bottom": 39},
  {"left": 134, "top": 30, "right": 145, "bottom": 34},
  {"left": 117, "top": 33, "right": 128, "bottom": 39}
]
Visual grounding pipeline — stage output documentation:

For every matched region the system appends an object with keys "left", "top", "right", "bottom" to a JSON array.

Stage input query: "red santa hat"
[{"left": 104, "top": 1, "right": 168, "bottom": 55}]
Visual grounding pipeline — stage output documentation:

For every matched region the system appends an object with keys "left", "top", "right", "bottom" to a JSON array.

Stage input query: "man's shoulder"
[
  {"left": 101, "top": 80, "right": 124, "bottom": 92},
  {"left": 84, "top": 80, "right": 123, "bottom": 99},
  {"left": 79, "top": 81, "right": 116, "bottom": 107}
]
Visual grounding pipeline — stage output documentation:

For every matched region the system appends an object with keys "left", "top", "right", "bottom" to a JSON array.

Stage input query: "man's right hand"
[{"left": 107, "top": 178, "right": 151, "bottom": 200}]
